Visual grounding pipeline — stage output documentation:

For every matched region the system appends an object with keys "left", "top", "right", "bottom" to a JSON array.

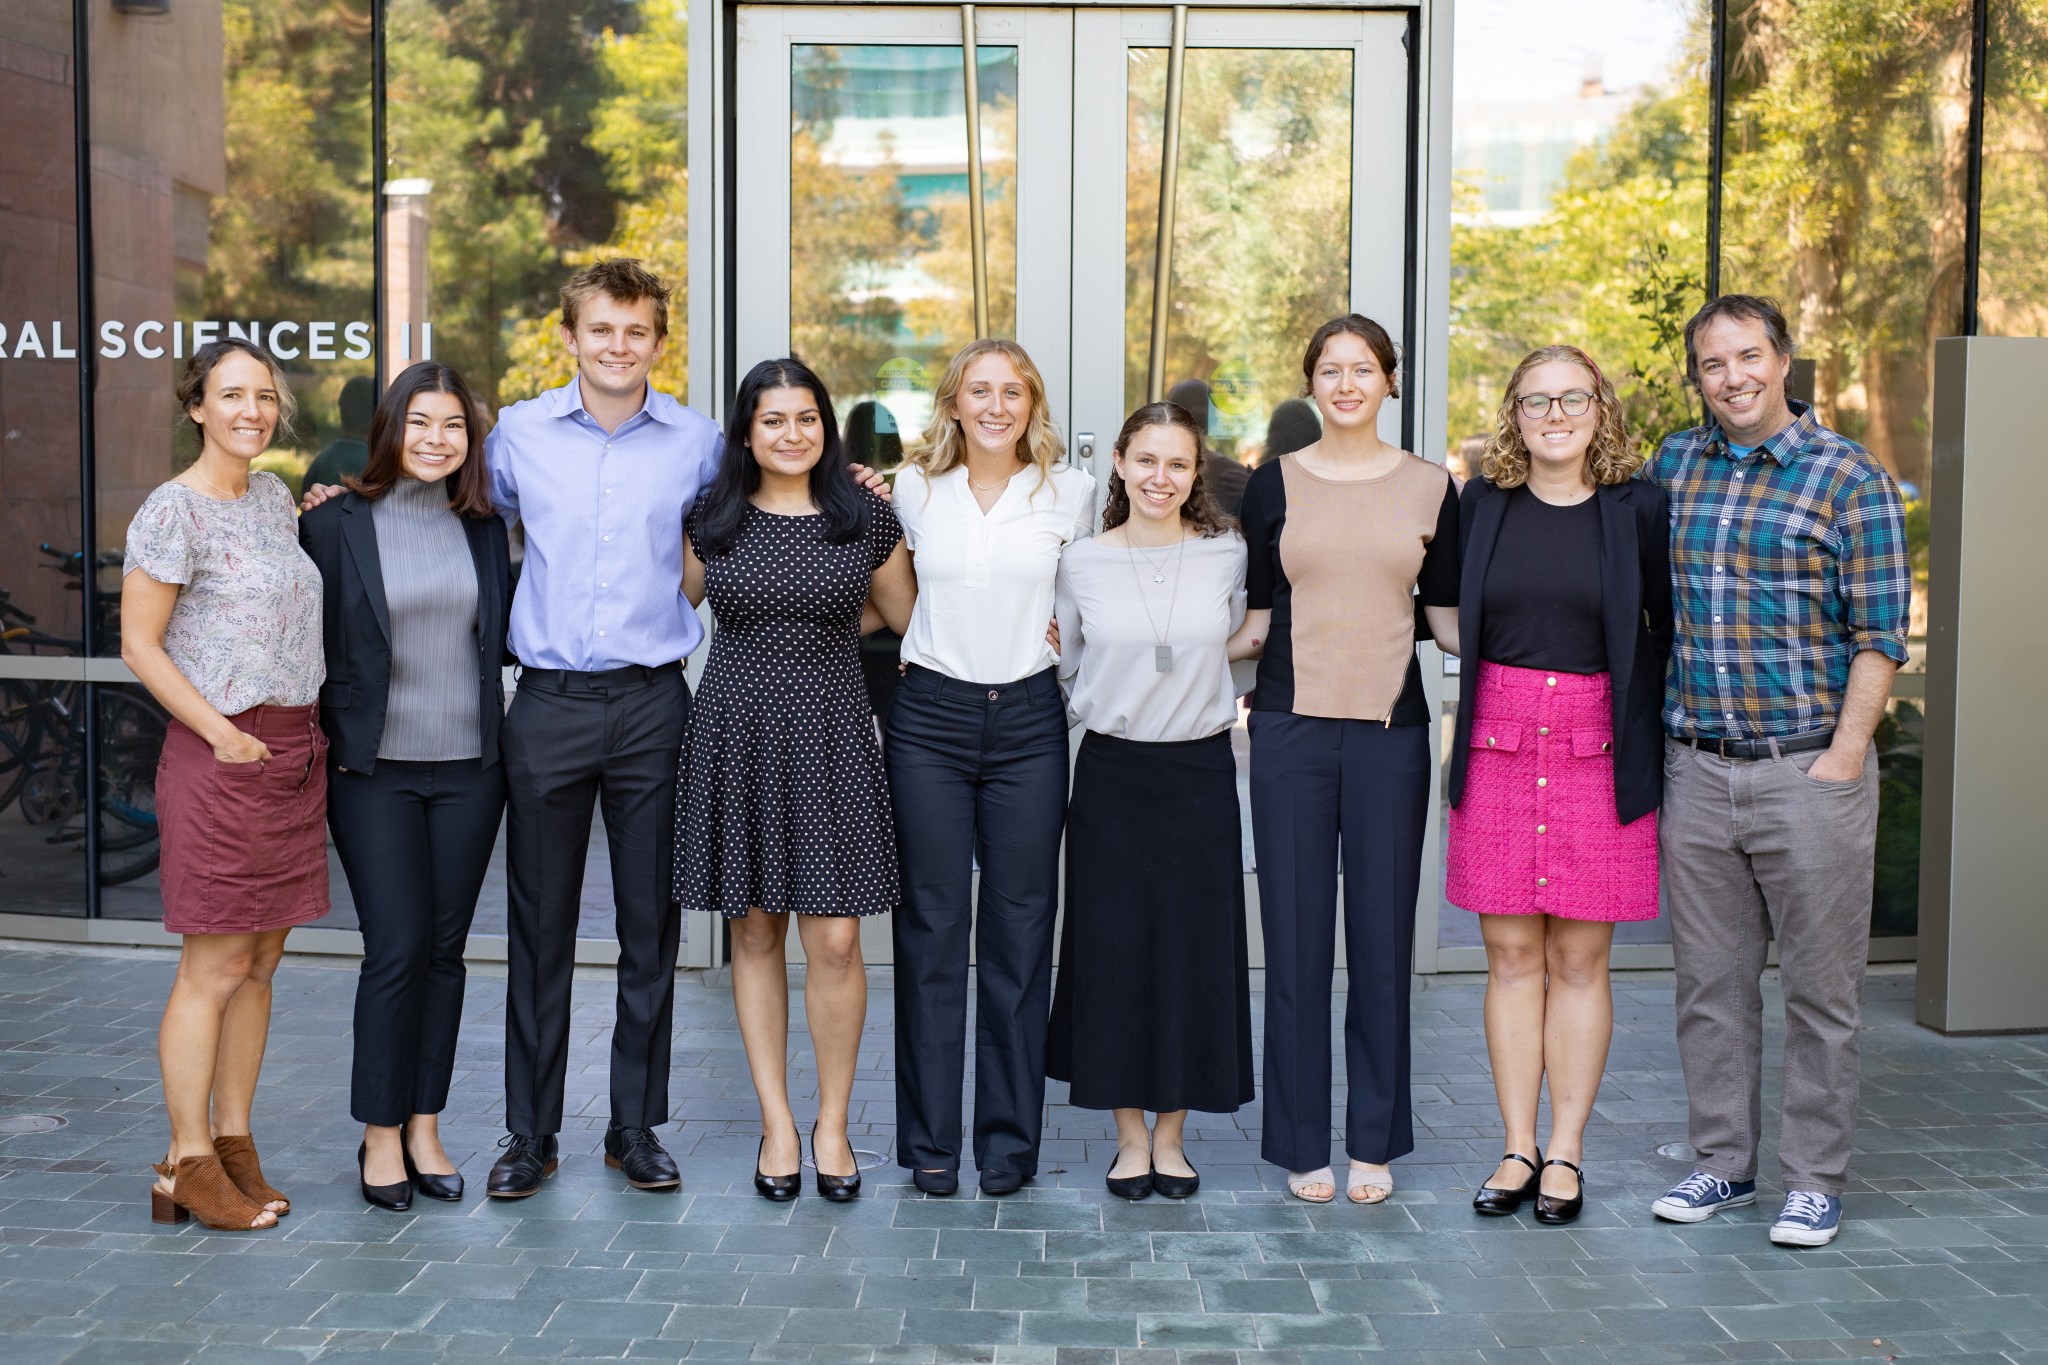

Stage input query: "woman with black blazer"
[
  {"left": 299, "top": 360, "right": 511, "bottom": 1211},
  {"left": 1434, "top": 345, "right": 1672, "bottom": 1226}
]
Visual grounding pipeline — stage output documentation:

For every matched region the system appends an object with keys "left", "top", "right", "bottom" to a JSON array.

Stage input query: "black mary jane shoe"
[
  {"left": 1471, "top": 1151, "right": 1541, "bottom": 1216},
  {"left": 1150, "top": 1162, "right": 1201, "bottom": 1201},
  {"left": 358, "top": 1142, "right": 413, "bottom": 1212},
  {"left": 912, "top": 1168, "right": 959, "bottom": 1197},
  {"left": 1105, "top": 1160, "right": 1153, "bottom": 1201},
  {"left": 1533, "top": 1157, "right": 1585, "bottom": 1226},
  {"left": 402, "top": 1140, "right": 464, "bottom": 1203},
  {"left": 810, "top": 1123, "right": 862, "bottom": 1203},
  {"left": 754, "top": 1135, "right": 802, "bottom": 1202}
]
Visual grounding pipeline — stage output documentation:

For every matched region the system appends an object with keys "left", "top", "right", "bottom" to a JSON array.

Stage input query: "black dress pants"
[
  {"left": 501, "top": 664, "right": 687, "bottom": 1137},
  {"left": 886, "top": 665, "right": 1068, "bottom": 1177},
  {"left": 1249, "top": 711, "right": 1428, "bottom": 1171},
  {"left": 329, "top": 756, "right": 506, "bottom": 1127}
]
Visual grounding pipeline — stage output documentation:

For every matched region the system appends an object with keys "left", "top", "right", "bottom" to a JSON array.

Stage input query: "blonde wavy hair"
[
  {"left": 1480, "top": 344, "right": 1641, "bottom": 488},
  {"left": 907, "top": 338, "right": 1065, "bottom": 494}
]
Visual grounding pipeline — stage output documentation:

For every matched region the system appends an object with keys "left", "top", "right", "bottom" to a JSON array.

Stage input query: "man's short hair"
[
  {"left": 1682, "top": 294, "right": 1795, "bottom": 389},
  {"left": 560, "top": 258, "right": 672, "bottom": 338}
]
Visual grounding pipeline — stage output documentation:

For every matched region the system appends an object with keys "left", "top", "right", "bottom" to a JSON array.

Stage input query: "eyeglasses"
[{"left": 1517, "top": 390, "right": 1594, "bottom": 420}]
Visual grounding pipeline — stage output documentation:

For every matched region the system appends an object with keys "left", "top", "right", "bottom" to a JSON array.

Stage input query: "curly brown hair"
[
  {"left": 1479, "top": 345, "right": 1641, "bottom": 488},
  {"left": 1101, "top": 402, "right": 1235, "bottom": 537}
]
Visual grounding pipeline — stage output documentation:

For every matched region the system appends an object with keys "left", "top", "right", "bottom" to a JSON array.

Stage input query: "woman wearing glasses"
[{"left": 1436, "top": 345, "right": 1671, "bottom": 1226}]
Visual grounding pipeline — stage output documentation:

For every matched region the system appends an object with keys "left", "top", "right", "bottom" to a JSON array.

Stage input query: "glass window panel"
[
  {"left": 0, "top": 1, "right": 87, "bottom": 916},
  {"left": 1978, "top": 0, "right": 2048, "bottom": 333},
  {"left": 90, "top": 0, "right": 374, "bottom": 927},
  {"left": 790, "top": 43, "right": 1018, "bottom": 456},
  {"left": 1124, "top": 47, "right": 1353, "bottom": 461}
]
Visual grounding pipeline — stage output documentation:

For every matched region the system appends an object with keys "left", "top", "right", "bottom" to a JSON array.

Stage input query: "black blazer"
[
  {"left": 1446, "top": 476, "right": 1673, "bottom": 825},
  {"left": 299, "top": 490, "right": 511, "bottom": 775}
]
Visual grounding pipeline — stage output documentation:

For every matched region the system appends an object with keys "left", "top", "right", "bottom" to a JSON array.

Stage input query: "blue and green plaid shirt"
[{"left": 1646, "top": 401, "right": 1911, "bottom": 741}]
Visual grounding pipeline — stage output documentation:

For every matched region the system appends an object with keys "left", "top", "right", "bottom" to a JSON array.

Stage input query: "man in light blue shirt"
[{"left": 485, "top": 259, "right": 718, "bottom": 1198}]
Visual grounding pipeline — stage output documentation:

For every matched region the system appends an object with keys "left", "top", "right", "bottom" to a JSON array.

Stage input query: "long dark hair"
[
  {"left": 346, "top": 361, "right": 495, "bottom": 517},
  {"left": 1101, "top": 402, "right": 1235, "bottom": 537},
  {"left": 696, "top": 357, "right": 866, "bottom": 555}
]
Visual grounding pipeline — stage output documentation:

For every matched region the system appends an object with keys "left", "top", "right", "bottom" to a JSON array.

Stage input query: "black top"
[
  {"left": 1240, "top": 456, "right": 1460, "bottom": 726},
  {"left": 1447, "top": 476, "right": 1674, "bottom": 825},
  {"left": 299, "top": 490, "right": 513, "bottom": 775},
  {"left": 1478, "top": 489, "right": 1607, "bottom": 674}
]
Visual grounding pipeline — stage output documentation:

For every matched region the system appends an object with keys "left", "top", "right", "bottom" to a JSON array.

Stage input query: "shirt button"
[
  {"left": 1720, "top": 517, "right": 1730, "bottom": 525},
  {"left": 1733, "top": 471, "right": 1744, "bottom": 480},
  {"left": 1714, "top": 565, "right": 1724, "bottom": 574},
  {"left": 1536, "top": 824, "right": 1547, "bottom": 834},
  {"left": 1486, "top": 736, "right": 1496, "bottom": 747},
  {"left": 1538, "top": 726, "right": 1550, "bottom": 736},
  {"left": 597, "top": 629, "right": 606, "bottom": 637},
  {"left": 1537, "top": 777, "right": 1548, "bottom": 788},
  {"left": 1717, "top": 665, "right": 1727, "bottom": 673},
  {"left": 604, "top": 487, "right": 613, "bottom": 495},
  {"left": 599, "top": 581, "right": 608, "bottom": 589},
  {"left": 603, "top": 534, "right": 612, "bottom": 542},
  {"left": 1545, "top": 676, "right": 1557, "bottom": 687},
  {"left": 1537, "top": 877, "right": 1549, "bottom": 887},
  {"left": 1713, "top": 615, "right": 1723, "bottom": 623}
]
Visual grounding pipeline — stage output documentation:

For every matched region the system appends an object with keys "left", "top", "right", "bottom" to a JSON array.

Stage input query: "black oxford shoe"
[
  {"left": 605, "top": 1121, "right": 681, "bottom": 1191},
  {"left": 487, "top": 1133, "right": 559, "bottom": 1199}
]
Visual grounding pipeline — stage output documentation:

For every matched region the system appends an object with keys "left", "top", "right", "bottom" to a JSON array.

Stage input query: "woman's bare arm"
[
  {"left": 120, "top": 571, "right": 270, "bottom": 762},
  {"left": 865, "top": 541, "right": 917, "bottom": 636}
]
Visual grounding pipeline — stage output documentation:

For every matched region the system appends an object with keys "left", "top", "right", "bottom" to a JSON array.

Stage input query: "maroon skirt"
[{"left": 156, "top": 704, "right": 331, "bottom": 935}]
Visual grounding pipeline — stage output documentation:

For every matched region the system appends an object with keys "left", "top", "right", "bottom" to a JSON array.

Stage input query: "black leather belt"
[
  {"left": 1675, "top": 729, "right": 1833, "bottom": 760},
  {"left": 514, "top": 660, "right": 681, "bottom": 690}
]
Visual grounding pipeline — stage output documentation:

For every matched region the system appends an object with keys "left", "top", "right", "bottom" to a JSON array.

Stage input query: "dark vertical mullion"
[
  {"left": 1400, "top": 9, "right": 1420, "bottom": 456},
  {"left": 74, "top": 0, "right": 101, "bottom": 918},
  {"left": 371, "top": 0, "right": 387, "bottom": 390},
  {"left": 1706, "top": 0, "right": 1727, "bottom": 301},
  {"left": 1962, "top": 0, "right": 1989, "bottom": 336}
]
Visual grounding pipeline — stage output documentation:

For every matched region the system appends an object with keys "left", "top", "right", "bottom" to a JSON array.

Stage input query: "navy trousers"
[
  {"left": 1249, "top": 711, "right": 1428, "bottom": 1171},
  {"left": 886, "top": 665, "right": 1068, "bottom": 1177}
]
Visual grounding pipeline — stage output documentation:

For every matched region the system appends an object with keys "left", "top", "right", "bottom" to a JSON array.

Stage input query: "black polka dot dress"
[{"left": 675, "top": 490, "right": 903, "bottom": 919}]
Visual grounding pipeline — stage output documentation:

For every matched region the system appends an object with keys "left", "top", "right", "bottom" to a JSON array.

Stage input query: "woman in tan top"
[{"left": 1239, "top": 315, "right": 1459, "bottom": 1206}]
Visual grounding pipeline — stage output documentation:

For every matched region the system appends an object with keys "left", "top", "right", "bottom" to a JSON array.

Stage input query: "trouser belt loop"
[{"left": 1767, "top": 735, "right": 1783, "bottom": 761}]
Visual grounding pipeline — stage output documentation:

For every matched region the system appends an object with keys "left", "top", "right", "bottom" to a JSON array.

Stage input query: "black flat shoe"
[
  {"left": 1150, "top": 1163, "right": 1200, "bottom": 1200},
  {"left": 487, "top": 1133, "right": 559, "bottom": 1199},
  {"left": 605, "top": 1121, "right": 681, "bottom": 1191},
  {"left": 978, "top": 1170, "right": 1027, "bottom": 1197},
  {"left": 402, "top": 1140, "right": 464, "bottom": 1202},
  {"left": 1472, "top": 1151, "right": 1541, "bottom": 1216},
  {"left": 754, "top": 1135, "right": 801, "bottom": 1201},
  {"left": 1533, "top": 1157, "right": 1584, "bottom": 1225},
  {"left": 358, "top": 1142, "right": 412, "bottom": 1212},
  {"left": 1105, "top": 1162, "right": 1153, "bottom": 1200},
  {"left": 811, "top": 1123, "right": 861, "bottom": 1202},
  {"left": 911, "top": 1168, "right": 959, "bottom": 1196}
]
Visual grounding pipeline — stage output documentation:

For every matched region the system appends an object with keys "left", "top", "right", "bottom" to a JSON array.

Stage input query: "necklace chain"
[
  {"left": 966, "top": 463, "right": 1022, "bottom": 492},
  {"left": 191, "top": 466, "right": 246, "bottom": 501},
  {"left": 1125, "top": 530, "right": 1186, "bottom": 663}
]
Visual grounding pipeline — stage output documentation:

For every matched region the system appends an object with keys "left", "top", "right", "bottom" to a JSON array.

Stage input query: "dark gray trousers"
[
  {"left": 1660, "top": 736, "right": 1879, "bottom": 1195},
  {"left": 501, "top": 665, "right": 687, "bottom": 1137}
]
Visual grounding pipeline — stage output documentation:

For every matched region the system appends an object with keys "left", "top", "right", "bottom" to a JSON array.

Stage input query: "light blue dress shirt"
[{"left": 485, "top": 379, "right": 723, "bottom": 671}]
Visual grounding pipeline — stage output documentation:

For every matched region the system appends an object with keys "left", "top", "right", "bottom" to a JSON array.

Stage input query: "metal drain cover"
[
  {"left": 1654, "top": 1141, "right": 1697, "bottom": 1161},
  {"left": 0, "top": 1114, "right": 67, "bottom": 1135}
]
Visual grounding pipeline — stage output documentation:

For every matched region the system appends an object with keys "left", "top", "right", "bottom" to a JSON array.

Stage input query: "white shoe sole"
[
  {"left": 1769, "top": 1222, "right": 1840, "bottom": 1247},
  {"left": 1652, "top": 1190, "right": 1755, "bottom": 1223}
]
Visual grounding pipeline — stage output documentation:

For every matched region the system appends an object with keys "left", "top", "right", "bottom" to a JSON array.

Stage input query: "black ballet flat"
[
  {"left": 1472, "top": 1151, "right": 1541, "bottom": 1216},
  {"left": 358, "top": 1142, "right": 412, "bottom": 1212},
  {"left": 753, "top": 1135, "right": 801, "bottom": 1202},
  {"left": 810, "top": 1123, "right": 862, "bottom": 1203},
  {"left": 1533, "top": 1157, "right": 1584, "bottom": 1225},
  {"left": 402, "top": 1139, "right": 464, "bottom": 1202},
  {"left": 1150, "top": 1163, "right": 1200, "bottom": 1200},
  {"left": 912, "top": 1168, "right": 959, "bottom": 1196},
  {"left": 1105, "top": 1163, "right": 1153, "bottom": 1201}
]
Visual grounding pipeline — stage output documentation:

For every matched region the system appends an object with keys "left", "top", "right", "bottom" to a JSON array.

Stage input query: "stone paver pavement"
[{"left": 1, "top": 942, "right": 2044, "bottom": 1363}]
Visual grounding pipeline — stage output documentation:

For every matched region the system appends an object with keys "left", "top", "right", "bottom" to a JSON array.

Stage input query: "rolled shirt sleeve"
[{"left": 1832, "top": 469, "right": 1912, "bottom": 666}]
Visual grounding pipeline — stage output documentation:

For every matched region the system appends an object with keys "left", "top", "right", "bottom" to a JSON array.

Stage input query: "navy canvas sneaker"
[
  {"left": 1651, "top": 1170, "right": 1758, "bottom": 1223},
  {"left": 1769, "top": 1190, "right": 1843, "bottom": 1246}
]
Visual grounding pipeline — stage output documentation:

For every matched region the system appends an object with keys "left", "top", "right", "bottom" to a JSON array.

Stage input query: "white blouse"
[
  {"left": 1054, "top": 531, "right": 1248, "bottom": 742},
  {"left": 895, "top": 462, "right": 1097, "bottom": 684}
]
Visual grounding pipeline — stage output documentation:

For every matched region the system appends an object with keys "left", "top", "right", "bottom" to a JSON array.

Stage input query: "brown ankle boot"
[
  {"left": 151, "top": 1155, "right": 277, "bottom": 1230},
  {"left": 213, "top": 1134, "right": 290, "bottom": 1215}
]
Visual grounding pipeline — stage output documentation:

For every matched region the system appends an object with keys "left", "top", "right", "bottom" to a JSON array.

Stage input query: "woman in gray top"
[
  {"left": 299, "top": 361, "right": 512, "bottom": 1211},
  {"left": 123, "top": 339, "right": 327, "bottom": 1231}
]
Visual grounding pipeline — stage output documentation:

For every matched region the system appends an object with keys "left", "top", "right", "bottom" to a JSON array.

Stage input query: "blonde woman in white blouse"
[
  {"left": 887, "top": 338, "right": 1095, "bottom": 1197},
  {"left": 1045, "top": 401, "right": 1264, "bottom": 1200}
]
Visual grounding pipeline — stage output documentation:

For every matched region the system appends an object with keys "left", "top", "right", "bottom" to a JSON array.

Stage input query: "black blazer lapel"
[
  {"left": 463, "top": 514, "right": 501, "bottom": 662},
  {"left": 1596, "top": 487, "right": 1638, "bottom": 713},
  {"left": 339, "top": 493, "right": 391, "bottom": 645}
]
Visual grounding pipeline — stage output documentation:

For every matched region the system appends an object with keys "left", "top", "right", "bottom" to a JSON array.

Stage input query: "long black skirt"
[{"left": 1046, "top": 729, "right": 1255, "bottom": 1114}]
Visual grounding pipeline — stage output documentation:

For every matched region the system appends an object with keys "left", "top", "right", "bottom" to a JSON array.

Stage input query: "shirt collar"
[
  {"left": 1709, "top": 399, "right": 1816, "bottom": 468},
  {"left": 549, "top": 376, "right": 686, "bottom": 427}
]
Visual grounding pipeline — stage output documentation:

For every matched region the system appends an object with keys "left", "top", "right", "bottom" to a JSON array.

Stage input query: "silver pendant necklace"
[{"left": 1125, "top": 530, "right": 1186, "bottom": 672}]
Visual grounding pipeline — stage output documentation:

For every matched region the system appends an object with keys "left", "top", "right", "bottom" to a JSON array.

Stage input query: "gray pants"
[{"left": 1660, "top": 736, "right": 1878, "bottom": 1195}]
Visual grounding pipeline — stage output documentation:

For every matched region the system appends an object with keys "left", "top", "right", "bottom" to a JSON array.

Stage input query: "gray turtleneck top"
[{"left": 371, "top": 476, "right": 481, "bottom": 761}]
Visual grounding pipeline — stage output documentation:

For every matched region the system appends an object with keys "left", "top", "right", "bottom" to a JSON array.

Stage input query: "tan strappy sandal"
[
  {"left": 213, "top": 1134, "right": 290, "bottom": 1215},
  {"left": 150, "top": 1155, "right": 279, "bottom": 1230}
]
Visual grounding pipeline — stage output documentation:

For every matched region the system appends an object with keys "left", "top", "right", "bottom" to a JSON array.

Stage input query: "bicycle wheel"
[
  {"left": 95, "top": 688, "right": 166, "bottom": 884},
  {"left": 0, "top": 679, "right": 46, "bottom": 812}
]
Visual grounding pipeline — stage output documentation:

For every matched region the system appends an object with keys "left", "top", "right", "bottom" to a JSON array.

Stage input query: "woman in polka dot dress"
[{"left": 674, "top": 357, "right": 916, "bottom": 1202}]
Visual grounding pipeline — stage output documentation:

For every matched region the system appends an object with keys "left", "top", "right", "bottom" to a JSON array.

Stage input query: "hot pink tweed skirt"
[{"left": 1445, "top": 662, "right": 1658, "bottom": 921}]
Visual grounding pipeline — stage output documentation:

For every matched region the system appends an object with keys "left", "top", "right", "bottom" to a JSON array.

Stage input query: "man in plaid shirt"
[{"left": 1643, "top": 296, "right": 1911, "bottom": 1248}]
